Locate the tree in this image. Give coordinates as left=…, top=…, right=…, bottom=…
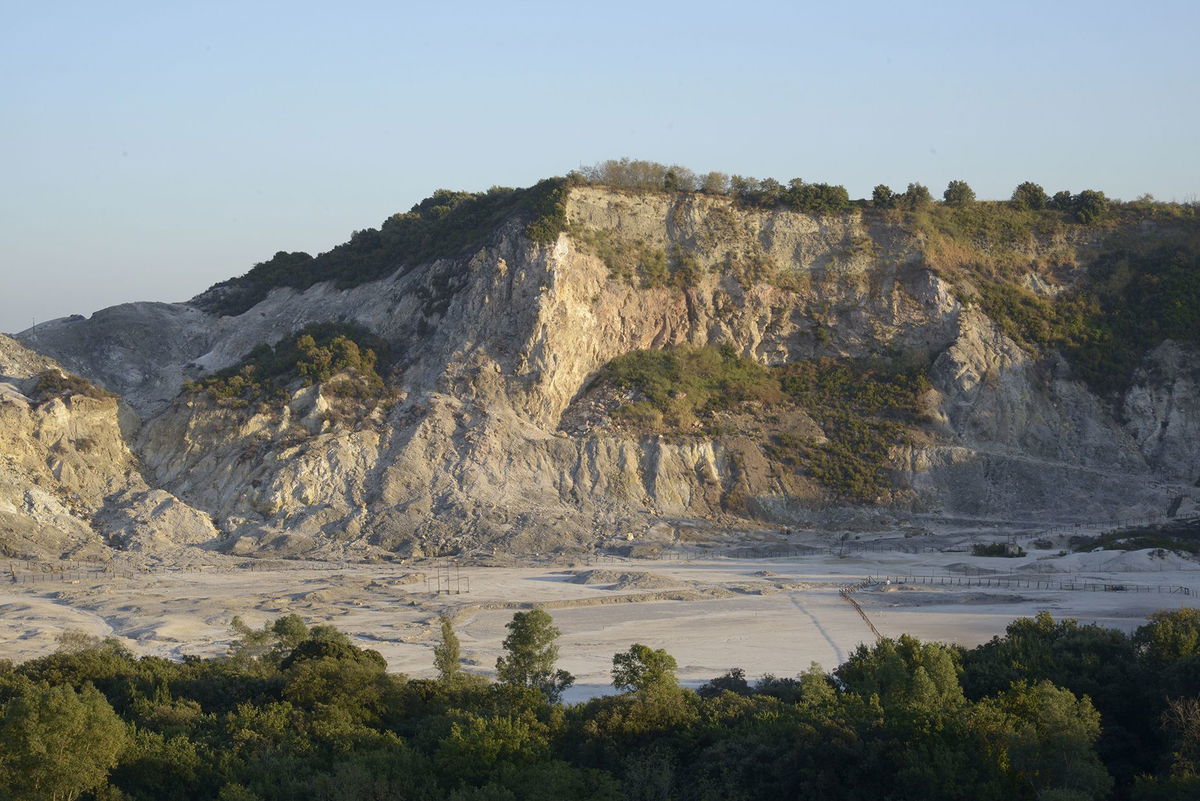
left=1049, top=190, right=1074, bottom=211
left=495, top=609, right=574, bottom=703
left=943, top=179, right=976, bottom=206
left=1134, top=608, right=1200, bottom=701
left=0, top=683, right=128, bottom=801
left=789, top=182, right=851, bottom=214
left=697, top=667, right=750, bottom=698
left=1134, top=608, right=1200, bottom=664
left=1152, top=698, right=1200, bottom=793
left=433, top=615, right=462, bottom=683
left=700, top=171, right=729, bottom=195
left=279, top=624, right=380, bottom=670
left=728, top=175, right=757, bottom=201
left=971, top=680, right=1112, bottom=800
left=902, top=182, right=932, bottom=210
left=1010, top=181, right=1048, bottom=210
left=227, top=614, right=310, bottom=669
left=757, top=178, right=785, bottom=206
left=611, top=644, right=678, bottom=694
left=872, top=184, right=897, bottom=208
left=835, top=634, right=964, bottom=719
left=1073, top=190, right=1109, bottom=224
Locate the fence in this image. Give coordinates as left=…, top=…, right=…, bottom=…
left=840, top=579, right=883, bottom=641
left=880, top=573, right=1191, bottom=596
left=425, top=564, right=470, bottom=594
left=6, top=558, right=352, bottom=586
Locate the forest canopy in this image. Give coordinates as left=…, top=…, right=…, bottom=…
left=0, top=608, right=1196, bottom=800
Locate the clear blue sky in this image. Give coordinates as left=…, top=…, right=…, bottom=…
left=3, top=0, right=1197, bottom=333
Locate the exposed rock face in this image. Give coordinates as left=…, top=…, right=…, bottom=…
left=0, top=335, right=217, bottom=558
left=1124, top=341, right=1200, bottom=483
left=9, top=188, right=1199, bottom=558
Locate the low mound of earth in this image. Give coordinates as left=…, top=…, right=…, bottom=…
left=871, top=586, right=1040, bottom=606
left=570, top=569, right=683, bottom=590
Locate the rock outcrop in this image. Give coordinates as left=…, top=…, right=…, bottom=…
left=0, top=335, right=218, bottom=558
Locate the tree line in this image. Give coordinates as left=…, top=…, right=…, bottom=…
left=0, top=606, right=1197, bottom=800
left=576, top=158, right=1184, bottom=224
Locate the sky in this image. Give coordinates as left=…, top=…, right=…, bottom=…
left=2, top=0, right=1197, bottom=334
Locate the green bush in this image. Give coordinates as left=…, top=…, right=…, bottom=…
left=1070, top=519, right=1200, bottom=555
left=1072, top=189, right=1109, bottom=224
left=971, top=542, right=1025, bottom=557
left=902, top=182, right=933, bottom=210
left=1010, top=181, right=1048, bottom=210
left=872, top=184, right=897, bottom=209
left=184, top=323, right=388, bottom=407
left=569, top=227, right=685, bottom=289
left=774, top=358, right=930, bottom=502
left=28, top=370, right=115, bottom=405
left=942, top=180, right=976, bottom=207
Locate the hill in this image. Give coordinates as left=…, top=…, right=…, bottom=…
left=6, top=168, right=1199, bottom=558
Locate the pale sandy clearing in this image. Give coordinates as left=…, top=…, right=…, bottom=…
left=1, top=547, right=1195, bottom=700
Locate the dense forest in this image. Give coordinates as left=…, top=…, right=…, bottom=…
left=0, top=608, right=1196, bottom=801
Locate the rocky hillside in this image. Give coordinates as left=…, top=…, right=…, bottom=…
left=8, top=179, right=1199, bottom=559
left=0, top=335, right=217, bottom=558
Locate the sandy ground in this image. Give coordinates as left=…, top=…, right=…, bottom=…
left=1, top=545, right=1196, bottom=700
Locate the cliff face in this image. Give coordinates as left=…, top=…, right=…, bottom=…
left=0, top=335, right=217, bottom=558
left=10, top=187, right=1200, bottom=557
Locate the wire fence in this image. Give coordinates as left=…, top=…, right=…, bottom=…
left=878, top=573, right=1191, bottom=595
left=5, top=558, right=353, bottom=585
left=723, top=542, right=940, bottom=560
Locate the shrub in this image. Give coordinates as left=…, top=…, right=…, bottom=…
left=1073, top=189, right=1109, bottom=224
left=942, top=180, right=976, bottom=207
left=872, top=184, right=897, bottom=209
left=787, top=180, right=851, bottom=214
left=28, top=371, right=114, bottom=405
left=185, top=323, right=387, bottom=407
left=968, top=223, right=1200, bottom=395
left=775, top=358, right=930, bottom=502
left=902, top=183, right=933, bottom=210
left=1049, top=190, right=1074, bottom=211
left=1010, top=181, right=1048, bottom=210
left=972, top=542, right=1025, bottom=557
left=700, top=171, right=729, bottom=194
left=600, top=346, right=783, bottom=428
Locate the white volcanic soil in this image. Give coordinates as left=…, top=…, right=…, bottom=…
left=0, top=543, right=1195, bottom=701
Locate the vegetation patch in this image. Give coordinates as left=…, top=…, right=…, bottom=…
left=196, top=178, right=571, bottom=317
left=596, top=346, right=930, bottom=502
left=905, top=202, right=1074, bottom=279
left=602, top=345, right=783, bottom=430
left=2, top=607, right=1198, bottom=800
left=27, top=370, right=115, bottom=405
left=966, top=224, right=1200, bottom=394
left=972, top=542, right=1026, bottom=557
left=183, top=323, right=388, bottom=408
left=577, top=158, right=852, bottom=214
left=570, top=226, right=669, bottom=288
left=773, top=358, right=931, bottom=502
left=1070, top=518, right=1200, bottom=555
